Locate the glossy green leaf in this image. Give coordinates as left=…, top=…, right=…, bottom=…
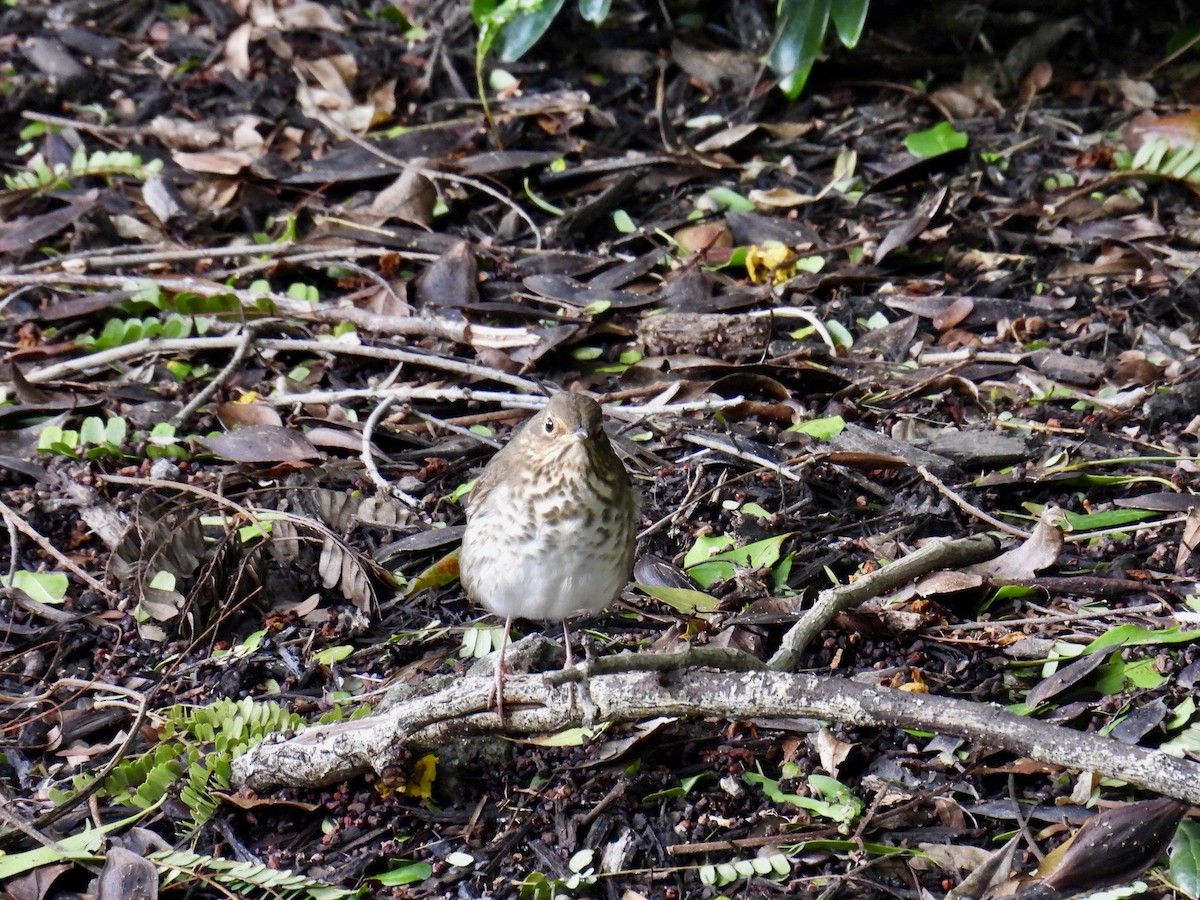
left=1170, top=821, right=1200, bottom=896
left=578, top=0, right=611, bottom=24
left=375, top=861, right=434, bottom=885
left=1057, top=507, right=1158, bottom=532
left=905, top=121, right=969, bottom=158
left=706, top=186, right=757, bottom=211
left=684, top=533, right=793, bottom=588
left=1095, top=655, right=1168, bottom=694
left=2, top=570, right=69, bottom=605
left=770, top=0, right=830, bottom=99
left=312, top=645, right=354, bottom=666
left=496, top=0, right=567, bottom=62
left=829, top=0, right=868, bottom=47
left=788, top=414, right=846, bottom=439
left=638, top=583, right=721, bottom=614
left=1084, top=624, right=1200, bottom=655
left=683, top=534, right=734, bottom=569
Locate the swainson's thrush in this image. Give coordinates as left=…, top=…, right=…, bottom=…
left=459, top=392, right=638, bottom=721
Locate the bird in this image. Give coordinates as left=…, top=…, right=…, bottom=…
left=459, top=392, right=638, bottom=722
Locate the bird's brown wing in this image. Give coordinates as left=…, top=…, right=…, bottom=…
left=464, top=438, right=518, bottom=521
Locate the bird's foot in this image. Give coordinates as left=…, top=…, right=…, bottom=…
left=488, top=658, right=509, bottom=726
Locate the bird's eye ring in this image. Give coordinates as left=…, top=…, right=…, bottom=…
left=543, top=417, right=555, bottom=434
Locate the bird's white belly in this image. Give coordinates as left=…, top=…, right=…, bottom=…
left=461, top=481, right=626, bottom=621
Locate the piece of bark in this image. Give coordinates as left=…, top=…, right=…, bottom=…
left=1030, top=349, right=1105, bottom=386
left=637, top=312, right=770, bottom=357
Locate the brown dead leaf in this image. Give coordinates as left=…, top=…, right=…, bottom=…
left=1176, top=505, right=1200, bottom=573
left=931, top=296, right=974, bottom=332
left=172, top=149, right=254, bottom=175
left=215, top=402, right=283, bottom=429
left=814, top=728, right=855, bottom=778
left=1124, top=109, right=1200, bottom=152
left=215, top=790, right=319, bottom=812
left=966, top=507, right=1064, bottom=580
left=674, top=222, right=732, bottom=253
left=1025, top=652, right=1106, bottom=710
left=203, top=425, right=321, bottom=463
left=360, top=167, right=436, bottom=227
left=1039, top=797, right=1189, bottom=892
left=96, top=846, right=157, bottom=900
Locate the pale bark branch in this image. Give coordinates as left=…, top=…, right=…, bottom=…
left=232, top=668, right=1200, bottom=805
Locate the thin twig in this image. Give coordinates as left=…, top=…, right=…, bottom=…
left=23, top=334, right=541, bottom=393
left=171, top=326, right=256, bottom=427
left=314, top=113, right=544, bottom=250
left=361, top=395, right=423, bottom=509
left=768, top=534, right=1000, bottom=671
left=929, top=603, right=1167, bottom=631
left=0, top=499, right=121, bottom=602
left=409, top=408, right=504, bottom=449
left=679, top=431, right=805, bottom=482
left=918, top=465, right=1031, bottom=538
left=0, top=271, right=534, bottom=349
left=16, top=240, right=294, bottom=272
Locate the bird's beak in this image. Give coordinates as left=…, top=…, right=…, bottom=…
left=571, top=426, right=588, bottom=441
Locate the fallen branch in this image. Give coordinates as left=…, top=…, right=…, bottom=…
left=768, top=534, right=999, bottom=671
left=231, top=668, right=1200, bottom=805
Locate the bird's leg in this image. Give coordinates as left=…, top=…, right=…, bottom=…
left=488, top=617, right=513, bottom=725
left=562, top=621, right=578, bottom=715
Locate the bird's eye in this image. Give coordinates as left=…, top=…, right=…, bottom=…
left=543, top=416, right=555, bottom=434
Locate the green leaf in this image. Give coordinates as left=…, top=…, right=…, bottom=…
left=148, top=570, right=177, bottom=591
left=788, top=414, right=845, bottom=439
left=1055, top=507, right=1157, bottom=532
left=1170, top=820, right=1200, bottom=896
left=706, top=186, right=756, bottom=212
left=496, top=0, right=567, bottom=62
left=1095, top=654, right=1168, bottom=694
left=824, top=318, right=853, bottom=348
left=612, top=209, right=636, bottom=233
left=2, top=571, right=69, bottom=605
left=829, top=0, right=868, bottom=47
left=770, top=0, right=831, bottom=99
left=578, top=0, right=611, bottom=24
left=685, top=533, right=794, bottom=588
left=313, top=645, right=354, bottom=666
left=1084, top=624, right=1200, bottom=655
left=376, top=861, right=434, bottom=885
left=744, top=767, right=862, bottom=825
left=638, top=583, right=721, bottom=614
left=286, top=282, right=319, bottom=302
left=644, top=771, right=714, bottom=800
left=104, top=416, right=128, bottom=446
left=79, top=416, right=107, bottom=446
left=450, top=477, right=478, bottom=503
left=0, top=813, right=143, bottom=880
left=682, top=534, right=735, bottom=569
left=905, top=121, right=969, bottom=158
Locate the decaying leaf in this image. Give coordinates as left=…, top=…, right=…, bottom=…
left=966, top=507, right=1065, bottom=580
left=1039, top=797, right=1189, bottom=891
